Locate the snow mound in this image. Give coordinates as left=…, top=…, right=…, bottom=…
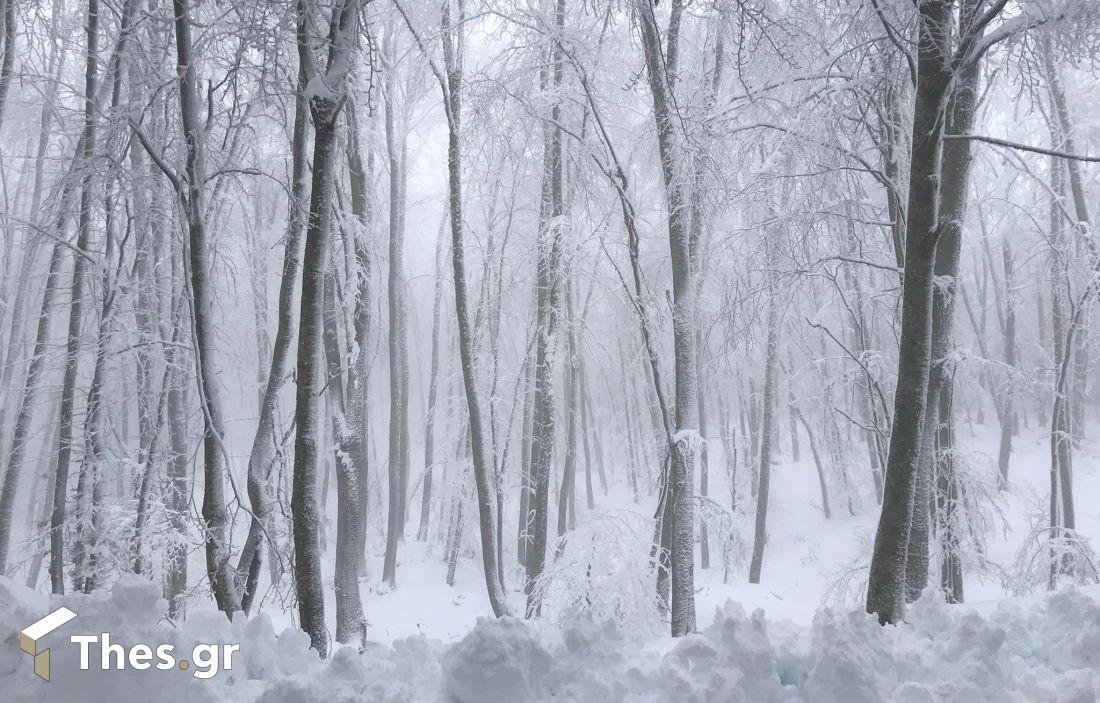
left=2, top=576, right=1098, bottom=701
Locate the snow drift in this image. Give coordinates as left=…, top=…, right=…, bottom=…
left=2, top=575, right=1098, bottom=702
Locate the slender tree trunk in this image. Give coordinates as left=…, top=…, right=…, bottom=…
left=749, top=288, right=780, bottom=583
left=23, top=403, right=59, bottom=589
left=0, top=233, right=63, bottom=576
left=0, top=0, right=15, bottom=131
left=383, top=36, right=410, bottom=586
left=1042, top=38, right=1093, bottom=445
left=237, top=60, right=309, bottom=613
left=290, top=0, right=359, bottom=656
left=634, top=0, right=697, bottom=637
left=171, top=0, right=241, bottom=617
left=0, top=1, right=63, bottom=466
left=419, top=218, right=448, bottom=541
left=698, top=357, right=710, bottom=569
left=438, top=0, right=511, bottom=618
left=164, top=275, right=190, bottom=619
left=581, top=359, right=608, bottom=496
left=517, top=327, right=535, bottom=566
left=795, top=407, right=832, bottom=519
left=524, top=0, right=565, bottom=617
left=43, top=0, right=102, bottom=592
left=997, top=238, right=1017, bottom=486
left=557, top=279, right=579, bottom=539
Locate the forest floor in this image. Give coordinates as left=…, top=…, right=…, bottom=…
left=350, top=419, right=1100, bottom=644
left=2, top=421, right=1098, bottom=701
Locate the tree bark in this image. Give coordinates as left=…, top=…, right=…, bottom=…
left=171, top=0, right=241, bottom=617
left=438, top=0, right=511, bottom=618
left=906, top=0, right=982, bottom=604
left=290, top=0, right=360, bottom=657
left=524, top=0, right=566, bottom=617
left=383, top=33, right=410, bottom=586
left=634, top=0, right=698, bottom=636
left=237, top=54, right=309, bottom=614
left=866, top=0, right=954, bottom=626
left=749, top=288, right=780, bottom=583
left=418, top=217, right=448, bottom=541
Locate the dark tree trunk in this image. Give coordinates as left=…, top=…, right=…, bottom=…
left=438, top=0, right=511, bottom=618
left=907, top=1, right=982, bottom=604
left=237, top=57, right=309, bottom=613
left=866, top=0, right=954, bottom=626
left=635, top=0, right=698, bottom=637
left=290, top=0, right=359, bottom=656
left=749, top=289, right=780, bottom=584
left=525, top=0, right=566, bottom=617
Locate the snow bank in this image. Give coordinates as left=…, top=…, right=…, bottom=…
left=2, top=576, right=1098, bottom=701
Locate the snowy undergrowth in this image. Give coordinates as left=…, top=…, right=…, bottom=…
left=3, top=574, right=1098, bottom=702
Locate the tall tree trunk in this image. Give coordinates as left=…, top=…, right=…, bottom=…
left=171, top=0, right=241, bottom=617
left=524, top=0, right=565, bottom=617
left=43, top=0, right=102, bottom=592
left=0, top=0, right=64, bottom=465
left=237, top=59, right=309, bottom=614
left=0, top=0, right=15, bottom=131
left=517, top=325, right=536, bottom=566
left=429, top=0, right=512, bottom=617
left=906, top=0, right=982, bottom=604
left=418, top=217, right=448, bottom=541
left=557, top=278, right=579, bottom=539
left=698, top=354, right=710, bottom=570
left=749, top=288, right=780, bottom=584
left=321, top=266, right=366, bottom=647
left=997, top=238, right=1017, bottom=486
left=1042, top=38, right=1093, bottom=444
left=164, top=260, right=190, bottom=619
left=383, top=34, right=410, bottom=586
left=634, top=0, right=697, bottom=636
left=0, top=239, right=64, bottom=576
left=345, top=97, right=373, bottom=576
left=866, top=0, right=954, bottom=626
left=290, top=0, right=359, bottom=657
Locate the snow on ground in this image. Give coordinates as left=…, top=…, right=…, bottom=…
left=2, top=573, right=1099, bottom=702
left=2, top=422, right=1098, bottom=701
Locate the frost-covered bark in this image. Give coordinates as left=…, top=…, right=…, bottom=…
left=321, top=266, right=366, bottom=647
left=557, top=278, right=579, bottom=538
left=525, top=0, right=566, bottom=617
left=345, top=98, right=373, bottom=576
left=382, top=35, right=410, bottom=586
left=44, top=0, right=101, bottom=593
left=432, top=0, right=511, bottom=618
left=907, top=1, right=983, bottom=604
left=237, top=57, right=309, bottom=614
left=170, top=0, right=241, bottom=617
left=290, top=0, right=361, bottom=657
left=419, top=216, right=448, bottom=542
left=749, top=286, right=780, bottom=584
left=164, top=264, right=190, bottom=619
left=0, top=0, right=15, bottom=131
left=0, top=239, right=64, bottom=577
left=866, top=0, right=954, bottom=626
left=794, top=407, right=831, bottom=520
left=634, top=0, right=697, bottom=636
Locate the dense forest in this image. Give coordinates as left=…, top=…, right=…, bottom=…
left=0, top=0, right=1099, bottom=686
